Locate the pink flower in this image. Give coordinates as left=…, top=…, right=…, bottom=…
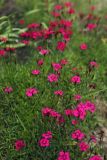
left=31, top=70, right=40, bottom=75
left=0, top=50, right=6, bottom=56
left=56, top=41, right=66, bottom=52
left=42, top=131, right=52, bottom=139
left=71, top=129, right=85, bottom=140
left=19, top=19, right=25, bottom=25
left=22, top=40, right=30, bottom=45
left=65, top=109, right=72, bottom=116
left=4, top=87, right=13, bottom=93
left=71, top=120, right=78, bottom=125
left=52, top=63, right=62, bottom=72
left=40, top=49, right=49, bottom=55
left=87, top=23, right=97, bottom=31
left=36, top=46, right=43, bottom=51
left=89, top=155, right=103, bottom=160
left=74, top=94, right=82, bottom=101
left=27, top=23, right=40, bottom=29
left=54, top=90, right=63, bottom=96
left=42, top=107, right=52, bottom=116
left=80, top=43, right=87, bottom=50
left=54, top=5, right=62, bottom=10
left=64, top=2, right=73, bottom=8
left=90, top=5, right=96, bottom=11
left=70, top=75, right=81, bottom=84
left=57, top=116, right=65, bottom=124
left=37, top=59, right=44, bottom=66
left=60, top=20, right=72, bottom=28
left=85, top=101, right=96, bottom=113
left=79, top=141, right=89, bottom=152
left=48, top=74, right=58, bottom=82
left=26, top=88, right=38, bottom=97
left=41, top=107, right=61, bottom=119
left=68, top=8, right=75, bottom=14
left=60, top=59, right=68, bottom=65
left=57, top=151, right=70, bottom=160
left=39, top=138, right=50, bottom=147
left=51, top=11, right=61, bottom=18
left=50, top=110, right=61, bottom=118
left=15, top=140, right=26, bottom=151
left=72, top=109, right=79, bottom=117
left=90, top=135, right=97, bottom=143
left=89, top=61, right=98, bottom=68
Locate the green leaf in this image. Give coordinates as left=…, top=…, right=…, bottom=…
left=25, top=9, right=40, bottom=16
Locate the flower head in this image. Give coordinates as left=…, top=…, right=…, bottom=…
left=79, top=141, right=89, bottom=152
left=87, top=23, right=97, bottom=31
left=48, top=74, right=58, bottom=82
left=71, top=129, right=85, bottom=140
left=52, top=63, right=62, bottom=72
left=0, top=50, right=6, bottom=56
left=54, top=90, right=63, bottom=96
left=56, top=41, right=66, bottom=52
left=40, top=49, right=49, bottom=55
left=39, top=138, right=50, bottom=147
left=26, top=88, right=38, bottom=97
left=70, top=75, right=81, bottom=84
left=74, top=94, right=82, bottom=101
left=31, top=70, right=40, bottom=75
left=57, top=151, right=70, bottom=160
left=80, top=43, right=87, bottom=50
left=15, top=140, right=26, bottom=151
left=42, top=131, right=52, bottom=139
left=89, top=155, right=103, bottom=160
left=4, top=87, right=13, bottom=93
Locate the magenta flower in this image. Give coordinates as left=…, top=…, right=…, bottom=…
left=56, top=41, right=66, bottom=52
left=48, top=74, right=58, bottom=82
left=60, top=59, right=68, bottom=65
left=0, top=49, right=6, bottom=56
left=15, top=140, right=26, bottom=151
left=74, top=94, right=82, bottom=101
left=41, top=107, right=61, bottom=119
left=89, top=155, right=103, bottom=160
left=90, top=135, right=97, bottom=143
left=26, top=88, right=38, bottom=97
left=80, top=43, right=87, bottom=50
left=52, top=63, right=62, bottom=72
left=72, top=109, right=79, bottom=118
left=65, top=109, right=73, bottom=116
left=57, top=151, right=71, bottom=160
left=37, top=59, right=44, bottom=66
left=40, top=49, right=49, bottom=55
left=68, top=8, right=75, bottom=14
left=70, top=75, right=81, bottom=84
left=71, top=129, right=85, bottom=140
left=42, top=107, right=52, bottom=116
left=71, top=120, right=78, bottom=125
left=64, top=2, right=73, bottom=8
left=50, top=110, right=61, bottom=118
left=54, top=4, right=62, bottom=10
left=42, top=131, right=52, bottom=139
left=39, top=138, right=50, bottom=147
left=79, top=141, right=89, bottom=152
left=31, top=70, right=40, bottom=75
left=54, top=90, right=63, bottom=96
left=89, top=61, right=98, bottom=68
left=87, top=23, right=97, bottom=31
left=60, top=20, right=72, bottom=28
left=4, top=87, right=13, bottom=93
left=85, top=101, right=96, bottom=113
